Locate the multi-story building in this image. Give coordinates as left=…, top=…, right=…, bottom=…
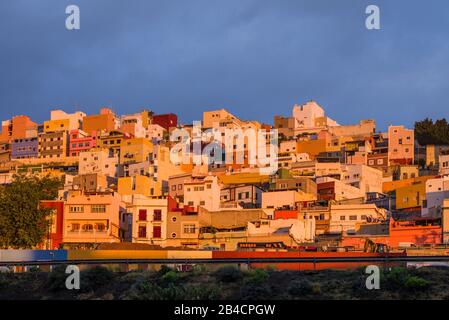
left=388, top=125, right=414, bottom=165
left=38, top=131, right=68, bottom=159
left=292, top=100, right=338, bottom=134
left=126, top=194, right=167, bottom=245
left=152, top=113, right=177, bottom=131
left=439, top=153, right=449, bottom=176
left=422, top=176, right=449, bottom=217
left=329, top=203, right=386, bottom=234
left=168, top=172, right=192, bottom=204
left=183, top=176, right=221, bottom=211
left=0, top=115, right=37, bottom=143
left=68, top=129, right=96, bottom=157
left=120, top=112, right=147, bottom=138
left=11, top=137, right=39, bottom=159
left=82, top=107, right=118, bottom=136
left=203, top=109, right=240, bottom=129
left=98, top=130, right=130, bottom=158
left=50, top=109, right=85, bottom=131
left=63, top=190, right=129, bottom=245
left=118, top=175, right=162, bottom=197
left=72, top=173, right=110, bottom=193
left=316, top=177, right=365, bottom=201
left=120, top=138, right=153, bottom=164
left=78, top=149, right=119, bottom=177
left=220, top=184, right=263, bottom=208
left=39, top=200, right=65, bottom=249
left=43, top=119, right=71, bottom=133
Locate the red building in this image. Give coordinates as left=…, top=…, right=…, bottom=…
left=69, top=129, right=96, bottom=157
left=39, top=200, right=64, bottom=249
left=152, top=113, right=178, bottom=131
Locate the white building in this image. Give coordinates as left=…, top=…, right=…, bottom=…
left=125, top=194, right=168, bottom=245
left=78, top=149, right=119, bottom=178
left=423, top=176, right=449, bottom=217
left=50, top=109, right=86, bottom=131
left=329, top=203, right=386, bottom=234
left=439, top=154, right=449, bottom=176
left=183, top=176, right=221, bottom=211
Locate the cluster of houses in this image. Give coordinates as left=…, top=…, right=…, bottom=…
left=1, top=100, right=449, bottom=250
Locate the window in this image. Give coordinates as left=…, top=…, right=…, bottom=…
left=183, top=224, right=196, bottom=234
left=138, top=226, right=147, bottom=238
left=153, top=226, right=161, bottom=238
left=153, top=209, right=162, bottom=221
left=95, top=223, right=106, bottom=232
left=206, top=184, right=211, bottom=189
left=171, top=216, right=177, bottom=222
left=171, top=185, right=176, bottom=191
left=178, top=184, right=182, bottom=190
left=199, top=201, right=205, bottom=206
left=91, top=204, right=106, bottom=213
left=340, top=216, right=346, bottom=221
left=188, top=201, right=194, bottom=206
left=171, top=233, right=177, bottom=238
left=349, top=215, right=357, bottom=221
left=82, top=224, right=93, bottom=232
left=71, top=223, right=80, bottom=231
left=69, top=206, right=84, bottom=213
left=138, top=209, right=147, bottom=221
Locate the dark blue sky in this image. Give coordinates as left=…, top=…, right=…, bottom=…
left=1, top=0, right=448, bottom=131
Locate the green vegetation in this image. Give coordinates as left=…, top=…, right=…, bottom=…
left=0, top=265, right=448, bottom=300
left=0, top=174, right=63, bottom=249
left=415, top=118, right=449, bottom=145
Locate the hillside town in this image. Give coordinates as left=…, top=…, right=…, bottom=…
left=1, top=100, right=448, bottom=253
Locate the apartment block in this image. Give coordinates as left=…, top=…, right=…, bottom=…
left=69, top=129, right=96, bottom=157
left=38, top=131, right=68, bottom=159
left=63, top=190, right=128, bottom=245
left=388, top=125, right=414, bottom=165
left=82, top=107, right=118, bottom=136
left=127, top=195, right=167, bottom=245
left=78, top=149, right=119, bottom=177
left=50, top=109, right=85, bottom=131
left=11, top=137, right=38, bottom=159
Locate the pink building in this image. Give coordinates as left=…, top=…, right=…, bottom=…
left=388, top=125, right=414, bottom=165
left=69, top=129, right=96, bottom=157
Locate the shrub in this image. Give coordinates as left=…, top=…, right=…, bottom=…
left=404, top=276, right=429, bottom=291
left=214, top=266, right=243, bottom=283
left=81, top=266, right=114, bottom=292
left=160, top=270, right=181, bottom=285
left=239, top=282, right=272, bottom=300
left=288, top=279, right=312, bottom=296
left=157, top=265, right=173, bottom=276
left=387, top=267, right=409, bottom=288
left=46, top=265, right=70, bottom=291
left=245, top=269, right=269, bottom=285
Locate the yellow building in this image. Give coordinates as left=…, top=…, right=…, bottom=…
left=120, top=138, right=153, bottom=164
left=395, top=182, right=426, bottom=210
left=43, top=119, right=70, bottom=133
left=383, top=176, right=433, bottom=193
left=118, top=175, right=162, bottom=197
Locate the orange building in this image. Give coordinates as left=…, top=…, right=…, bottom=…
left=0, top=115, right=37, bottom=142
left=82, top=108, right=117, bottom=136
left=296, top=139, right=326, bottom=160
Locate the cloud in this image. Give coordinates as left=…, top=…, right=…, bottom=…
left=0, top=0, right=448, bottom=131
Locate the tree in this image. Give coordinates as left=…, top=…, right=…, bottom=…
left=0, top=174, right=63, bottom=249
left=415, top=118, right=449, bottom=146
